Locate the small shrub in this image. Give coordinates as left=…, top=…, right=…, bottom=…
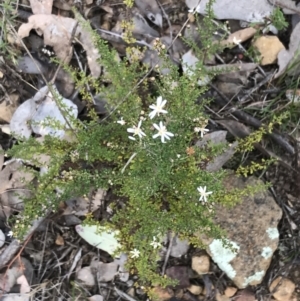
left=7, top=0, right=268, bottom=288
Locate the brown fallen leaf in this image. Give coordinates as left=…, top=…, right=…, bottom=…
left=90, top=259, right=119, bottom=282
left=215, top=120, right=252, bottom=139
left=18, top=15, right=75, bottom=63
left=0, top=190, right=30, bottom=220
left=18, top=15, right=101, bottom=78
left=0, top=162, right=34, bottom=194
left=196, top=131, right=238, bottom=172
left=215, top=81, right=243, bottom=99
left=135, top=0, right=163, bottom=27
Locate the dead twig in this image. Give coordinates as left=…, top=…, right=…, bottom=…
left=238, top=72, right=275, bottom=103
left=157, top=0, right=172, bottom=41
left=161, top=232, right=176, bottom=276
left=115, top=286, right=140, bottom=301
left=73, top=49, right=95, bottom=105
left=210, top=83, right=295, bottom=155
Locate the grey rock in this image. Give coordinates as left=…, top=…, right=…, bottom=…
left=199, top=173, right=282, bottom=288
left=170, top=235, right=189, bottom=258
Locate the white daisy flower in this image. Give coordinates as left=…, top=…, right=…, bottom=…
left=197, top=186, right=213, bottom=202
left=149, top=96, right=168, bottom=119
left=127, top=120, right=146, bottom=140
left=130, top=248, right=140, bottom=258
left=194, top=127, right=209, bottom=138
left=150, top=236, right=162, bottom=249
left=117, top=117, right=126, bottom=125
left=152, top=121, right=174, bottom=143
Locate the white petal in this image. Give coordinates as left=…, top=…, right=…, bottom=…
left=149, top=104, right=156, bottom=110
left=149, top=111, right=156, bottom=119
left=128, top=136, right=136, bottom=140
left=137, top=120, right=142, bottom=128
left=138, top=131, right=146, bottom=138
left=166, top=131, right=174, bottom=137
left=153, top=133, right=160, bottom=139
left=198, top=186, right=205, bottom=193
left=127, top=128, right=135, bottom=133
left=156, top=96, right=163, bottom=105
left=160, top=99, right=167, bottom=107
left=153, top=123, right=160, bottom=131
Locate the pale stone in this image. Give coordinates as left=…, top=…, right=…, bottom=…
left=253, top=36, right=285, bottom=65
left=187, top=285, right=202, bottom=295
left=127, top=288, right=135, bottom=297
left=269, top=277, right=295, bottom=301
left=55, top=234, right=64, bottom=246
left=191, top=255, right=210, bottom=275
left=76, top=267, right=95, bottom=287
left=151, top=286, right=173, bottom=301
left=216, top=292, right=231, bottom=301
left=0, top=94, right=18, bottom=123
left=224, top=287, right=237, bottom=297
left=170, top=235, right=189, bottom=257
left=0, top=230, right=5, bottom=248
left=174, top=289, right=183, bottom=299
